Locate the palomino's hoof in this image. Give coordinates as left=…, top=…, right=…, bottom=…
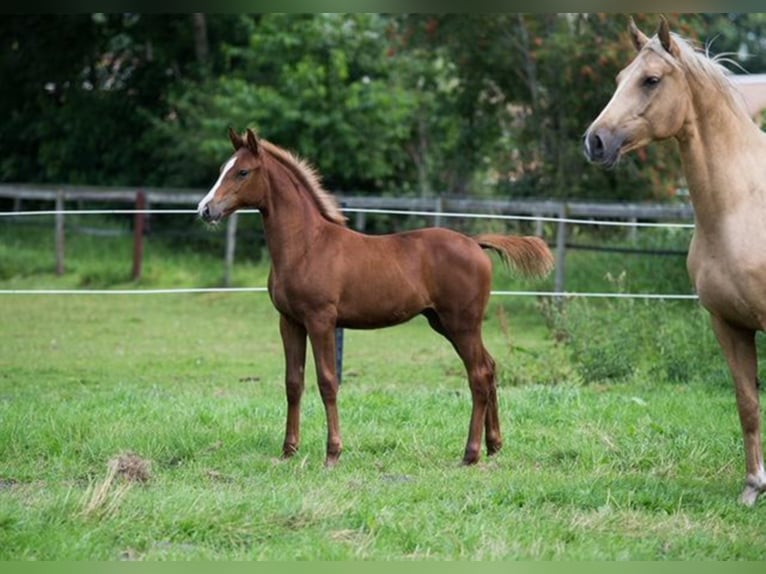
left=740, top=482, right=765, bottom=507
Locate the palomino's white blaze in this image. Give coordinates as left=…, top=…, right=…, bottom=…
left=584, top=77, right=629, bottom=157
left=583, top=59, right=647, bottom=158
left=197, top=156, right=237, bottom=217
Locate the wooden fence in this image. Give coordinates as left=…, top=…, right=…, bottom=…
left=0, top=183, right=695, bottom=293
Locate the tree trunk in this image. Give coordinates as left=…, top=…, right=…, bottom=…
left=191, top=13, right=209, bottom=65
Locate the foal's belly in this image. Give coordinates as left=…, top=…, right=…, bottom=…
left=269, top=264, right=430, bottom=330
left=335, top=274, right=430, bottom=329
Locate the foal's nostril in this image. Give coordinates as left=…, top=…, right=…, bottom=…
left=200, top=204, right=211, bottom=222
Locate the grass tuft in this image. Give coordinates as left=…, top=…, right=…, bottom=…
left=81, top=452, right=152, bottom=519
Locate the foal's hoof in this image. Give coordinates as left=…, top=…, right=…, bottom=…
left=324, top=455, right=340, bottom=468
left=461, top=450, right=481, bottom=465
left=281, top=444, right=299, bottom=459
left=324, top=441, right=342, bottom=468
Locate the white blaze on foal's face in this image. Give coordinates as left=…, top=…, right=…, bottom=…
left=197, top=155, right=238, bottom=220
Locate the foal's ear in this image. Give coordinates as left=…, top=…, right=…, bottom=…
left=228, top=127, right=244, bottom=150
left=629, top=17, right=649, bottom=52
left=245, top=128, right=260, bottom=156
left=657, top=15, right=679, bottom=57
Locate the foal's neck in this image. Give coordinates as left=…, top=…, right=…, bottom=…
left=260, top=158, right=328, bottom=268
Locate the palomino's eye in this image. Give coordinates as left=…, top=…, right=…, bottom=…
left=237, top=169, right=249, bottom=178
left=643, top=75, right=661, bottom=88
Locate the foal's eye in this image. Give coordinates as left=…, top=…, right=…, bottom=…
left=237, top=169, right=249, bottom=178
left=643, top=75, right=661, bottom=88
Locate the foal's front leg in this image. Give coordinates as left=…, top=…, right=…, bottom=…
left=306, top=316, right=343, bottom=467
left=280, top=314, right=307, bottom=459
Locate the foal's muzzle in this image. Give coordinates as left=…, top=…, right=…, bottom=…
left=198, top=202, right=222, bottom=224
left=199, top=204, right=212, bottom=223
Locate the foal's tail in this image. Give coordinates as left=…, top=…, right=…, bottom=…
left=474, top=234, right=554, bottom=278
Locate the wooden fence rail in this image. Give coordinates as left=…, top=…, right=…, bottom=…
left=0, top=184, right=696, bottom=292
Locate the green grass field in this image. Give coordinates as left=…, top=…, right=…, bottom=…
left=1, top=219, right=765, bottom=560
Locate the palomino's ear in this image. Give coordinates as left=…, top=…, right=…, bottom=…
left=228, top=127, right=244, bottom=150
left=629, top=17, right=649, bottom=52
left=245, top=128, right=260, bottom=156
left=657, top=15, right=679, bottom=57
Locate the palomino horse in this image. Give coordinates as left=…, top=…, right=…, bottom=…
left=584, top=17, right=766, bottom=505
left=198, top=128, right=554, bottom=467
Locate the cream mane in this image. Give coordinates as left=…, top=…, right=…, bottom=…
left=646, top=32, right=752, bottom=122
left=259, top=139, right=347, bottom=226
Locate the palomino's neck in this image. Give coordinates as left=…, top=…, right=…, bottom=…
left=677, top=87, right=761, bottom=230
left=260, top=158, right=328, bottom=268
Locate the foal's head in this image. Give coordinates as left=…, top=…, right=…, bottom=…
left=198, top=128, right=267, bottom=223
left=583, top=17, right=693, bottom=168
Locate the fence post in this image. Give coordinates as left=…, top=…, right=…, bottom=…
left=354, top=210, right=366, bottom=231
left=132, top=190, right=146, bottom=281
left=434, top=196, right=443, bottom=227
left=224, top=212, right=238, bottom=287
left=55, top=190, right=65, bottom=276
left=554, top=203, right=567, bottom=303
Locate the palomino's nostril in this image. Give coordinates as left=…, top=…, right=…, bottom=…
left=584, top=131, right=605, bottom=161
left=592, top=133, right=604, bottom=152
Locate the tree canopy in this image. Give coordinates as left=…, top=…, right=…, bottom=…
left=1, top=13, right=764, bottom=201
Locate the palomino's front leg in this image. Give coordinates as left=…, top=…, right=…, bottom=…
left=710, top=315, right=766, bottom=506
left=279, top=314, right=307, bottom=459
left=306, top=317, right=342, bottom=467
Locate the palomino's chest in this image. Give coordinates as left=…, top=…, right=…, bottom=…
left=688, top=229, right=766, bottom=329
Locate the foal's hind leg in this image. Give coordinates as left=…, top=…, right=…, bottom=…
left=457, top=335, right=502, bottom=464
left=483, top=352, right=502, bottom=456
left=427, top=311, right=501, bottom=464
left=279, top=314, right=307, bottom=459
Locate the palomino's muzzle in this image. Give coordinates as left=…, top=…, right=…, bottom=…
left=583, top=127, right=623, bottom=169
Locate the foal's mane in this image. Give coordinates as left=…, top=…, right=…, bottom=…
left=645, top=32, right=751, bottom=121
left=259, top=139, right=347, bottom=226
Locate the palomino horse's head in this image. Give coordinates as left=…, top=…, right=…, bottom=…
left=583, top=17, right=691, bottom=168
left=198, top=128, right=267, bottom=223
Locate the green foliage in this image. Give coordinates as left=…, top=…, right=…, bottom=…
left=557, top=297, right=744, bottom=387
left=0, top=14, right=213, bottom=186
left=155, top=14, right=448, bottom=194
left=564, top=299, right=639, bottom=382
left=4, top=13, right=766, bottom=200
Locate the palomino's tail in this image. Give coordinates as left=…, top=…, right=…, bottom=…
left=474, top=234, right=554, bottom=277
